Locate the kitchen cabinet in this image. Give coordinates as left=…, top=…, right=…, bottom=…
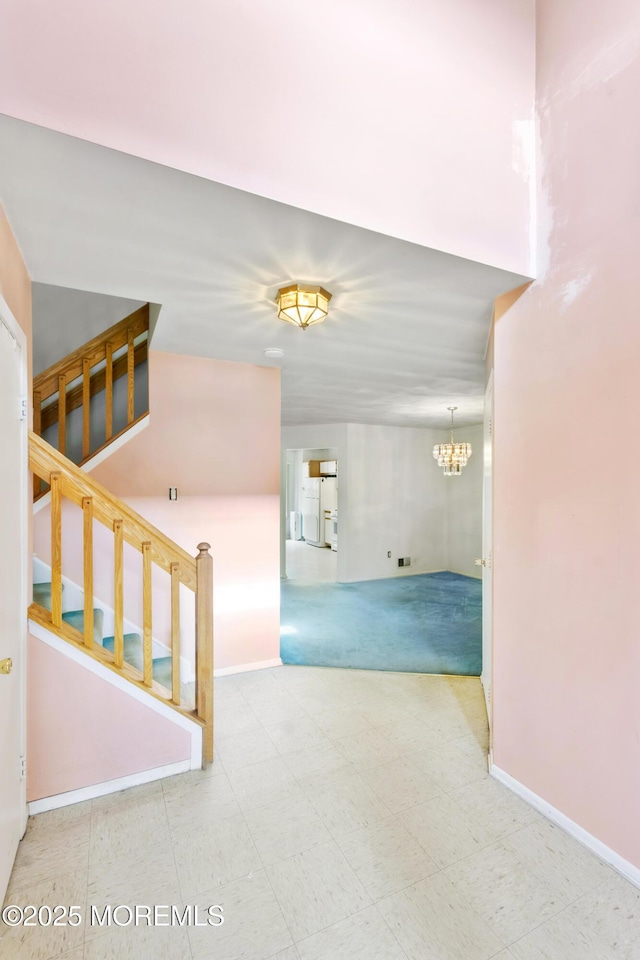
left=307, top=459, right=338, bottom=477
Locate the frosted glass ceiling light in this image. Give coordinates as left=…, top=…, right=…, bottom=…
left=276, top=284, right=332, bottom=330
left=433, top=406, right=472, bottom=476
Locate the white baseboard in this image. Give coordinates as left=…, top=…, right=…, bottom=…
left=214, top=657, right=282, bottom=677
left=28, top=759, right=190, bottom=815
left=447, top=567, right=482, bottom=580
left=338, top=568, right=447, bottom=585
left=491, top=764, right=640, bottom=889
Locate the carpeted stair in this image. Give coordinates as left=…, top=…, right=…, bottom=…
left=102, top=634, right=172, bottom=687
left=33, top=579, right=172, bottom=688
left=61, top=608, right=105, bottom=646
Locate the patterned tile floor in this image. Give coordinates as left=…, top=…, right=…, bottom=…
left=2, top=666, right=638, bottom=959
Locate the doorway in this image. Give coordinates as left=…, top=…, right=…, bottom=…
left=284, top=448, right=338, bottom=584
left=481, top=370, right=494, bottom=728
left=280, top=426, right=484, bottom=675
left=0, top=297, right=28, bottom=902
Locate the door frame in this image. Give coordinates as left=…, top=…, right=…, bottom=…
left=481, top=369, right=494, bottom=742
left=0, top=291, right=29, bottom=839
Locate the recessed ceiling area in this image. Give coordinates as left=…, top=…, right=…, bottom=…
left=0, top=115, right=529, bottom=427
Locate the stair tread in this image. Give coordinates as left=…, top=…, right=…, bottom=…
left=62, top=608, right=104, bottom=646
left=33, top=581, right=59, bottom=611
left=32, top=558, right=178, bottom=694
left=62, top=608, right=104, bottom=620
left=151, top=657, right=173, bottom=688
left=102, top=635, right=173, bottom=686
left=102, top=633, right=143, bottom=669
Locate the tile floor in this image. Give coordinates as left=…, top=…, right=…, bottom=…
left=2, top=665, right=638, bottom=960
left=285, top=540, right=337, bottom=583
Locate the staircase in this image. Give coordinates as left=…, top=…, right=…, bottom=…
left=33, top=304, right=150, bottom=499
left=29, top=309, right=214, bottom=766
left=33, top=581, right=180, bottom=694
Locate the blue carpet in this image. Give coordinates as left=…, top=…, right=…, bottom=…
left=280, top=571, right=482, bottom=676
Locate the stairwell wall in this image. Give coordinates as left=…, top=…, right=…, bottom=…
left=88, top=350, right=281, bottom=672
left=28, top=347, right=279, bottom=801
left=32, top=283, right=144, bottom=375
left=26, top=634, right=192, bottom=802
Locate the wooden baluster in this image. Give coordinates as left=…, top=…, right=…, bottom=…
left=113, top=519, right=124, bottom=668
left=50, top=472, right=62, bottom=628
left=82, top=497, right=93, bottom=648
left=105, top=342, right=114, bottom=442
left=142, top=541, right=152, bottom=686
left=58, top=374, right=67, bottom=457
left=170, top=563, right=181, bottom=703
left=127, top=328, right=135, bottom=424
left=82, top=358, right=91, bottom=460
left=33, top=391, right=42, bottom=498
left=195, top=542, right=214, bottom=764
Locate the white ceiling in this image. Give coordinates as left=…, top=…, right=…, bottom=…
left=0, top=115, right=528, bottom=427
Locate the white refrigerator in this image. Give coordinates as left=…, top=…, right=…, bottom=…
left=302, top=477, right=337, bottom=546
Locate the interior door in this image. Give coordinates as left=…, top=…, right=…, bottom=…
left=0, top=309, right=27, bottom=902
left=481, top=370, right=494, bottom=730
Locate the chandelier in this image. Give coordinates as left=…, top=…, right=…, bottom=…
left=276, top=284, right=332, bottom=330
left=433, top=406, right=472, bottom=476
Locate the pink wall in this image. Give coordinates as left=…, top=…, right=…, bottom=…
left=34, top=496, right=280, bottom=671
left=91, top=351, right=281, bottom=669
left=492, top=0, right=640, bottom=868
left=27, top=635, right=191, bottom=801
left=94, top=351, right=280, bottom=496
left=0, top=205, right=31, bottom=348
left=0, top=0, right=535, bottom=274
left=126, top=498, right=280, bottom=671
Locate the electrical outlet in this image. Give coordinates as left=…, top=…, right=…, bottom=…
left=169, top=487, right=178, bottom=501
left=398, top=557, right=411, bottom=567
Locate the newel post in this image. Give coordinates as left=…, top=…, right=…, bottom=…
left=195, top=542, right=214, bottom=765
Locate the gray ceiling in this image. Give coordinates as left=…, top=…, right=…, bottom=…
left=0, top=115, right=529, bottom=426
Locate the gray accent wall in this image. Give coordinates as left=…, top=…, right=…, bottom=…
left=33, top=282, right=145, bottom=376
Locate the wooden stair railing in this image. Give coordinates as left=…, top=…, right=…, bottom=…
left=33, top=304, right=150, bottom=499
left=28, top=431, right=214, bottom=766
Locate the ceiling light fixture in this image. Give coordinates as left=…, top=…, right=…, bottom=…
left=433, top=406, right=472, bottom=476
left=276, top=284, right=332, bottom=330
